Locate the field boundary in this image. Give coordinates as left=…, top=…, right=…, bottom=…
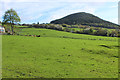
left=19, top=34, right=117, bottom=42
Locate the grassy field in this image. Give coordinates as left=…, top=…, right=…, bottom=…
left=16, top=28, right=118, bottom=41
left=2, top=28, right=118, bottom=78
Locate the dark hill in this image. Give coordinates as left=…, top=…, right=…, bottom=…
left=50, top=12, right=119, bottom=28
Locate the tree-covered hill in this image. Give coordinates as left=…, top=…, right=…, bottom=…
left=50, top=12, right=119, bottom=28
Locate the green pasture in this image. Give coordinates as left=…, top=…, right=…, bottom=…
left=2, top=28, right=118, bottom=78
left=15, top=28, right=117, bottom=41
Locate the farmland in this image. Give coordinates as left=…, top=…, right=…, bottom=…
left=2, top=27, right=118, bottom=78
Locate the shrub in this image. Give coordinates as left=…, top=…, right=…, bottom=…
left=71, top=29, right=76, bottom=33
left=63, top=27, right=70, bottom=32
left=94, top=28, right=107, bottom=36
left=82, top=28, right=93, bottom=34
left=109, top=30, right=118, bottom=37
left=62, top=24, right=68, bottom=27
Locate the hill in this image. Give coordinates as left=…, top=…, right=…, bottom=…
left=50, top=12, right=119, bottom=28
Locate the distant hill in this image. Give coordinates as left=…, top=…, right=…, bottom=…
left=50, top=12, right=119, bottom=28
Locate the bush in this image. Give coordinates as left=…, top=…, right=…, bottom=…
left=63, top=27, right=70, bottom=32
left=82, top=28, right=93, bottom=34
left=62, top=24, right=68, bottom=27
left=94, top=28, right=107, bottom=36
left=109, top=30, right=118, bottom=37
left=71, top=29, right=76, bottom=33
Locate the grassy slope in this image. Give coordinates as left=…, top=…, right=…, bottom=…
left=2, top=28, right=118, bottom=78
left=16, top=28, right=117, bottom=40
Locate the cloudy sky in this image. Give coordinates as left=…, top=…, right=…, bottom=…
left=0, top=0, right=119, bottom=24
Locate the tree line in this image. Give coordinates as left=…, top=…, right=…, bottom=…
left=22, top=23, right=120, bottom=37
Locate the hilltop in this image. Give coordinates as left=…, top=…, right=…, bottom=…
left=50, top=12, right=119, bottom=28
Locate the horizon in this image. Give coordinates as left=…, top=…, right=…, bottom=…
left=0, top=0, right=119, bottom=24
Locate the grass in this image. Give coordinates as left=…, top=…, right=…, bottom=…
left=15, top=25, right=29, bottom=28
left=16, top=28, right=117, bottom=41
left=2, top=27, right=118, bottom=78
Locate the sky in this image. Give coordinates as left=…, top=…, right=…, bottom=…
left=0, top=0, right=119, bottom=24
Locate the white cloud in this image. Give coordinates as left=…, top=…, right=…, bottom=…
left=48, top=2, right=99, bottom=22
left=0, top=1, right=118, bottom=24
left=0, top=2, right=66, bottom=23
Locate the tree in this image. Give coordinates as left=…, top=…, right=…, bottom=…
left=89, top=28, right=93, bottom=33
left=3, top=8, right=21, bottom=34
left=37, top=22, right=39, bottom=24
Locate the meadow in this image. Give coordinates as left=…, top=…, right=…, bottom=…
left=2, top=27, right=118, bottom=78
